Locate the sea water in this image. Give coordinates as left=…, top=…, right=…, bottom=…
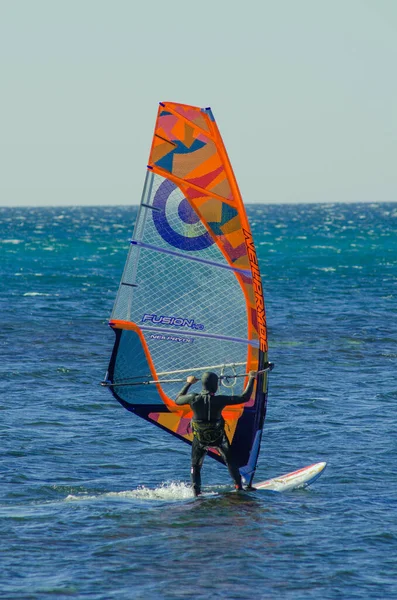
left=1, top=203, right=396, bottom=599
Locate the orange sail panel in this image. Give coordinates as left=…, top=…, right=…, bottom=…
left=105, top=102, right=269, bottom=485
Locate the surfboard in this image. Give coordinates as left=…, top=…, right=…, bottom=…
left=254, top=461, right=327, bottom=492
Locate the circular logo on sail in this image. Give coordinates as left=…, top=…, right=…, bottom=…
left=152, top=179, right=214, bottom=251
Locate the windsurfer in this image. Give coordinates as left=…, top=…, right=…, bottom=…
left=175, top=370, right=257, bottom=496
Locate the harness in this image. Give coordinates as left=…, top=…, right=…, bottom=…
left=191, top=419, right=225, bottom=446
left=191, top=393, right=225, bottom=446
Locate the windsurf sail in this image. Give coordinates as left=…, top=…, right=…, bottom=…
left=104, top=102, right=269, bottom=485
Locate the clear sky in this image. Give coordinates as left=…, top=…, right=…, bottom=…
left=1, top=0, right=396, bottom=206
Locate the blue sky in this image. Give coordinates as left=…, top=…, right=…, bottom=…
left=1, top=0, right=396, bottom=206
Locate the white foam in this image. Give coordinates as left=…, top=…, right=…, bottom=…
left=23, top=292, right=51, bottom=297
left=65, top=481, right=196, bottom=503
left=121, top=481, right=195, bottom=501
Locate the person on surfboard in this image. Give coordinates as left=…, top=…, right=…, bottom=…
left=175, top=370, right=257, bottom=496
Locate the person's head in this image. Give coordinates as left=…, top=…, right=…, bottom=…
left=201, top=371, right=218, bottom=394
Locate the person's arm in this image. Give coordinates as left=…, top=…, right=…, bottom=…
left=175, top=375, right=198, bottom=405
left=223, top=371, right=257, bottom=405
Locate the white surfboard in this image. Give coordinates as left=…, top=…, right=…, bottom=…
left=254, top=461, right=327, bottom=492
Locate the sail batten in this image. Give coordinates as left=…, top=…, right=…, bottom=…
left=106, top=102, right=269, bottom=485
left=139, top=325, right=260, bottom=347
left=130, top=240, right=251, bottom=275
left=149, top=166, right=238, bottom=208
